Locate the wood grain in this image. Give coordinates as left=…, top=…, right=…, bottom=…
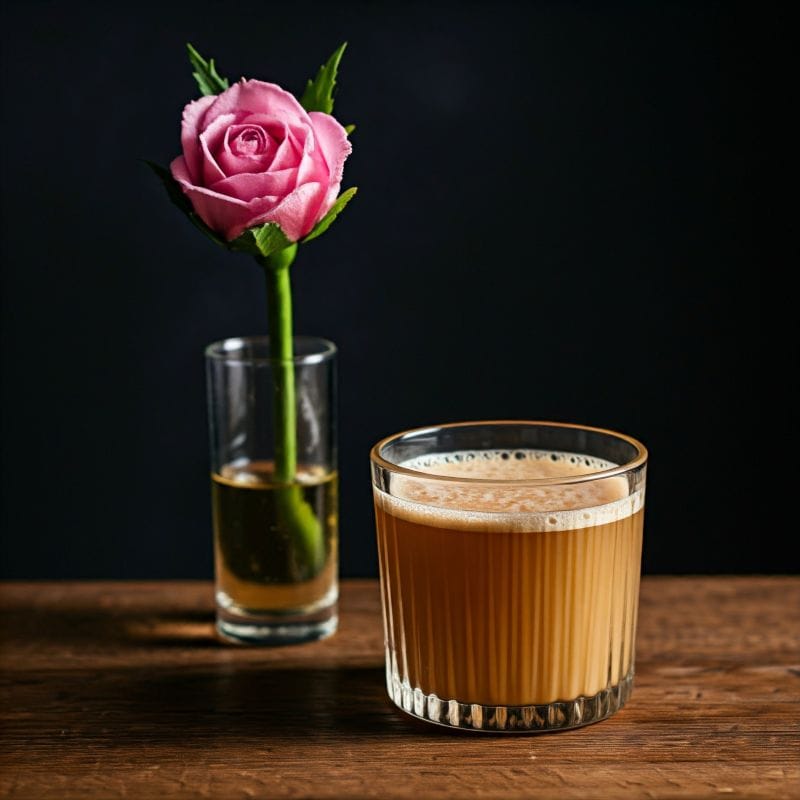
left=0, top=578, right=798, bottom=799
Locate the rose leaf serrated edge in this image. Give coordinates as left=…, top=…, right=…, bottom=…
left=186, top=43, right=230, bottom=97
left=300, top=42, right=347, bottom=114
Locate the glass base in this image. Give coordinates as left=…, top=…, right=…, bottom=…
left=388, top=669, right=634, bottom=732
left=216, top=590, right=337, bottom=645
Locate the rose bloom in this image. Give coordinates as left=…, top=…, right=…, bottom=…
left=171, top=80, right=351, bottom=242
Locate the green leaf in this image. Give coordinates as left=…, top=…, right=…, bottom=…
left=230, top=222, right=292, bottom=258
left=186, top=43, right=229, bottom=96
left=302, top=187, right=358, bottom=243
left=144, top=160, right=226, bottom=246
left=300, top=42, right=347, bottom=114
left=344, top=124, right=356, bottom=135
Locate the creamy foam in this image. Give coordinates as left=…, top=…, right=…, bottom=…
left=377, top=449, right=643, bottom=532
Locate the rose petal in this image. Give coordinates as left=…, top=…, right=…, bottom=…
left=170, top=154, right=192, bottom=184
left=226, top=124, right=275, bottom=158
left=239, top=114, right=292, bottom=141
left=216, top=123, right=279, bottom=176
left=204, top=80, right=313, bottom=128
left=240, top=181, right=326, bottom=242
left=268, top=124, right=304, bottom=172
left=224, top=117, right=306, bottom=172
left=198, top=113, right=235, bottom=183
left=308, top=111, right=352, bottom=216
left=297, top=145, right=327, bottom=187
left=209, top=168, right=299, bottom=201
left=172, top=155, right=270, bottom=240
left=180, top=95, right=217, bottom=183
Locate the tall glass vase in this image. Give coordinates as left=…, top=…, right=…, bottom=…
left=205, top=336, right=338, bottom=644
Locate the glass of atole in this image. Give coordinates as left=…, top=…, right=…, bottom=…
left=206, top=336, right=338, bottom=644
left=371, top=421, right=647, bottom=731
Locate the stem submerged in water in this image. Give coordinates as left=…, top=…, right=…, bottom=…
left=260, top=246, right=325, bottom=579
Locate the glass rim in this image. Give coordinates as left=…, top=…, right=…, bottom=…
left=370, top=420, right=648, bottom=487
left=205, top=335, right=337, bottom=366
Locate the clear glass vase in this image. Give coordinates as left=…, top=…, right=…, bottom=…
left=206, top=336, right=338, bottom=644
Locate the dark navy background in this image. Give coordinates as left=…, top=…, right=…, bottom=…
left=0, top=1, right=790, bottom=577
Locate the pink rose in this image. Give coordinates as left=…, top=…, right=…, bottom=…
left=170, top=80, right=351, bottom=242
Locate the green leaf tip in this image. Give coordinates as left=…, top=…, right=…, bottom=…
left=344, top=124, right=356, bottom=135
left=300, top=42, right=347, bottom=114
left=302, top=187, right=358, bottom=243
left=186, top=42, right=230, bottom=96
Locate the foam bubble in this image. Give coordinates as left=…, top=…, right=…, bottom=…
left=377, top=449, right=643, bottom=532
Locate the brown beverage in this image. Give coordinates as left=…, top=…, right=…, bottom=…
left=212, top=461, right=338, bottom=615
left=374, top=450, right=643, bottom=709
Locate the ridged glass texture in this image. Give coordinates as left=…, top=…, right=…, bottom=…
left=377, top=509, right=642, bottom=730
left=371, top=422, right=647, bottom=732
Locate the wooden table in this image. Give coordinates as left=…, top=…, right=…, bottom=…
left=0, top=578, right=798, bottom=799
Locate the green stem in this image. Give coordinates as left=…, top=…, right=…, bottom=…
left=259, top=245, right=325, bottom=579
left=264, top=256, right=297, bottom=483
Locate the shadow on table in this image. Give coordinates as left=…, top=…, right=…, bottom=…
left=1, top=597, right=477, bottom=739
left=1, top=605, right=457, bottom=739
left=118, top=662, right=405, bottom=739
left=0, top=602, right=218, bottom=649
left=119, top=662, right=487, bottom=741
